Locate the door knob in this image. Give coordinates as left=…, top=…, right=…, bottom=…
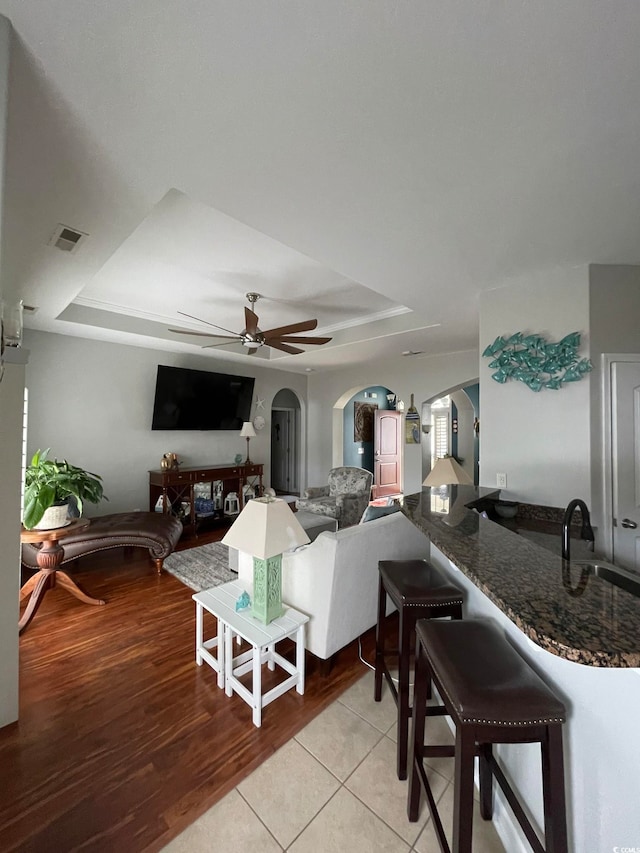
left=621, top=518, right=638, bottom=529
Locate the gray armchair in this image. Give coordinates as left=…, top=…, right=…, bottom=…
left=296, top=466, right=373, bottom=528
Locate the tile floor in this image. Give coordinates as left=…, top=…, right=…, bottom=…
left=162, top=668, right=506, bottom=853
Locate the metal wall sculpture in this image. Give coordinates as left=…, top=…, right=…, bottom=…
left=354, top=401, right=377, bottom=442
left=482, top=331, right=592, bottom=391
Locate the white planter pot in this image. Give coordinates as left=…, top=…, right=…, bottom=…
left=34, top=503, right=71, bottom=530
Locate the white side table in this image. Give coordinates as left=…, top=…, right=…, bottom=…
left=193, top=589, right=226, bottom=688
left=193, top=580, right=309, bottom=727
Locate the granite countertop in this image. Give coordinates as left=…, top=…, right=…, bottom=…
left=400, top=488, right=640, bottom=668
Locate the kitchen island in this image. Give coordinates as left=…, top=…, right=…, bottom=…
left=400, top=488, right=640, bottom=852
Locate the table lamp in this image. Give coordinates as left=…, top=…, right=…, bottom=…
left=423, top=455, right=474, bottom=487
left=239, top=421, right=256, bottom=463
left=423, top=455, right=474, bottom=517
left=222, top=496, right=310, bottom=623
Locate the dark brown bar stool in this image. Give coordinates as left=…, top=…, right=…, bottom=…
left=408, top=618, right=568, bottom=853
left=374, top=558, right=464, bottom=779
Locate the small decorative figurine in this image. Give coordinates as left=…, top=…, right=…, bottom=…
left=161, top=452, right=180, bottom=470
left=235, top=591, right=251, bottom=612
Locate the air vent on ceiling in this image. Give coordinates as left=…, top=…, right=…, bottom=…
left=48, top=224, right=88, bottom=253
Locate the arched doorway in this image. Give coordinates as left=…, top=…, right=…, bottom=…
left=330, top=384, right=402, bottom=498
left=421, top=380, right=479, bottom=484
left=271, top=388, right=302, bottom=495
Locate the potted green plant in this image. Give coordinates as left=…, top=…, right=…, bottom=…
left=23, top=448, right=107, bottom=530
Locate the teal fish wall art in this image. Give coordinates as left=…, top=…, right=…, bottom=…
left=482, top=332, right=592, bottom=391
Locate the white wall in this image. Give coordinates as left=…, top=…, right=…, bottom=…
left=23, top=330, right=306, bottom=514
left=479, top=266, right=591, bottom=506
left=0, top=14, right=20, bottom=729
left=307, top=349, right=479, bottom=495
left=0, top=355, right=24, bottom=728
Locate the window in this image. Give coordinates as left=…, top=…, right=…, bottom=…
left=431, top=395, right=450, bottom=460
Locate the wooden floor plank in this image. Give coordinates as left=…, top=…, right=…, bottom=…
left=1, top=531, right=382, bottom=852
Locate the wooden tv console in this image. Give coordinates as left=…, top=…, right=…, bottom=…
left=149, top=463, right=263, bottom=531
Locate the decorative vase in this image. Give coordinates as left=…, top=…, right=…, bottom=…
left=34, top=502, right=71, bottom=530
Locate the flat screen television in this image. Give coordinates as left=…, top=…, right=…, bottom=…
left=151, top=365, right=255, bottom=430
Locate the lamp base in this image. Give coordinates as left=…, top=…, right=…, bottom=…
left=252, top=554, right=283, bottom=624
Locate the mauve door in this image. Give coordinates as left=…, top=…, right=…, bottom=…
left=373, top=410, right=403, bottom=498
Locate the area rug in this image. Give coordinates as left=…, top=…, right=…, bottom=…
left=163, top=542, right=236, bottom=592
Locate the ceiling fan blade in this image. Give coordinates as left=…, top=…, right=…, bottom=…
left=277, top=335, right=332, bottom=345
left=169, top=328, right=239, bottom=340
left=177, top=310, right=240, bottom=337
left=262, top=319, right=318, bottom=338
left=267, top=340, right=304, bottom=355
left=244, top=307, right=259, bottom=336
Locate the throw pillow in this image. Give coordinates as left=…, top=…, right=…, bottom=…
left=360, top=503, right=401, bottom=524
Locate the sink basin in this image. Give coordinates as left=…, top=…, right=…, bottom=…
left=571, top=560, right=640, bottom=598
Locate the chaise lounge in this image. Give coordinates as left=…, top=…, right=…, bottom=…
left=21, top=511, right=183, bottom=574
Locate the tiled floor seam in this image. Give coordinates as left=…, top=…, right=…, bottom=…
left=235, top=787, right=286, bottom=851
left=335, top=697, right=395, bottom=733
left=291, top=726, right=453, bottom=851
left=341, top=778, right=421, bottom=851
left=276, top=779, right=416, bottom=853
left=291, top=784, right=350, bottom=851
left=293, top=726, right=387, bottom=782
left=233, top=739, right=371, bottom=851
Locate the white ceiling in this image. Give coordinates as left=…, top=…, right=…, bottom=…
left=2, top=1, right=640, bottom=373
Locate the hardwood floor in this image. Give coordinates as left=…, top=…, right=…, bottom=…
left=2, top=530, right=380, bottom=852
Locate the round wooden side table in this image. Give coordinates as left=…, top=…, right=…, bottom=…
left=19, top=518, right=105, bottom=634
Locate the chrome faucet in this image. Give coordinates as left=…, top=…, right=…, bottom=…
left=562, top=498, right=595, bottom=562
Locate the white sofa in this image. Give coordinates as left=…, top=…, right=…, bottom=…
left=237, top=511, right=431, bottom=660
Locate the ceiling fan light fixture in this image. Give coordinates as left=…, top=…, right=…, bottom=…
left=170, top=292, right=331, bottom=356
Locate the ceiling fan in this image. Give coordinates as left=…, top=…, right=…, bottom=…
left=169, top=292, right=332, bottom=355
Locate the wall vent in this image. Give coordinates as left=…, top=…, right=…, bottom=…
left=48, top=224, right=88, bottom=253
